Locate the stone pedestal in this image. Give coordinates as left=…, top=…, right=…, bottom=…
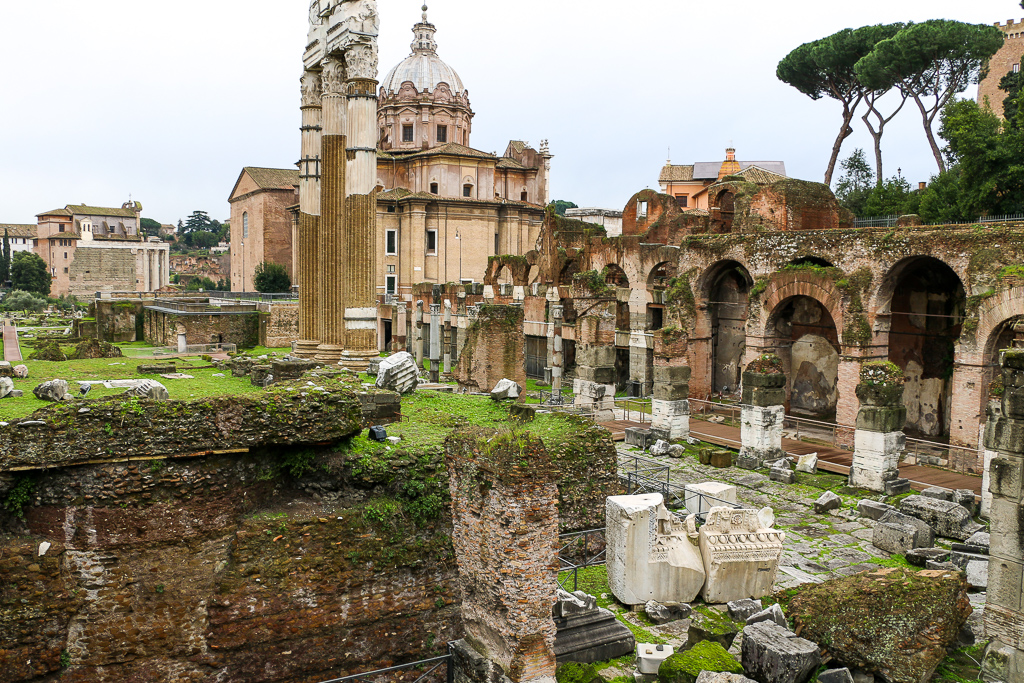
left=575, top=343, right=616, bottom=420
left=981, top=351, right=1024, bottom=680
left=849, top=370, right=907, bottom=493
left=550, top=305, right=564, bottom=401
left=605, top=494, right=706, bottom=606
left=698, top=506, right=785, bottom=604
left=552, top=590, right=634, bottom=665
left=429, top=303, right=441, bottom=383
left=651, top=365, right=690, bottom=441
left=573, top=380, right=616, bottom=421
left=738, top=369, right=786, bottom=470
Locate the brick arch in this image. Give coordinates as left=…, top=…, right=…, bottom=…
left=974, top=287, right=1024, bottom=355
left=483, top=256, right=531, bottom=286
left=871, top=254, right=966, bottom=316
left=758, top=273, right=845, bottom=340
left=696, top=259, right=754, bottom=301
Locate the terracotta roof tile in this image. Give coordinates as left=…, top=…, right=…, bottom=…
left=66, top=205, right=138, bottom=218
left=407, top=142, right=496, bottom=160
left=734, top=165, right=788, bottom=185
left=36, top=208, right=73, bottom=217
left=243, top=167, right=300, bottom=190
left=0, top=224, right=37, bottom=238
left=660, top=164, right=695, bottom=182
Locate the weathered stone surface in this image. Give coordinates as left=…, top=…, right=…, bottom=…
left=813, top=491, right=841, bottom=514
left=13, top=365, right=28, bottom=379
left=954, top=489, right=977, bottom=515
left=685, top=482, right=738, bottom=516
left=883, top=478, right=911, bottom=496
left=699, top=507, right=785, bottom=603
left=741, top=621, right=821, bottom=683
left=68, top=338, right=124, bottom=360
left=272, top=359, right=316, bottom=381
left=872, top=522, right=922, bottom=555
left=639, top=643, right=676, bottom=675
left=490, top=378, right=523, bottom=401
left=554, top=591, right=635, bottom=665
left=905, top=548, right=950, bottom=567
left=0, top=389, right=368, bottom=470
left=651, top=439, right=672, bottom=456
left=123, top=379, right=170, bottom=401
left=787, top=567, right=972, bottom=683
left=965, top=559, right=988, bottom=590
left=739, top=404, right=785, bottom=469
left=646, top=600, right=691, bottom=625
left=710, top=450, right=732, bottom=468
left=606, top=494, right=706, bottom=605
left=746, top=604, right=787, bottom=628
left=32, top=379, right=70, bottom=403
left=898, top=495, right=983, bottom=540
left=816, top=669, right=854, bottom=683
left=966, top=531, right=990, bottom=549
left=662, top=640, right=744, bottom=683
left=137, top=363, right=176, bottom=375
left=625, top=427, right=653, bottom=450
left=727, top=599, right=762, bottom=622
left=796, top=453, right=818, bottom=474
left=694, top=673, right=757, bottom=683
left=921, top=486, right=953, bottom=502
left=0, top=361, right=11, bottom=377
left=0, top=377, right=13, bottom=399
left=770, top=468, right=795, bottom=484
left=857, top=500, right=893, bottom=521
left=376, top=352, right=419, bottom=394
left=687, top=605, right=742, bottom=650
left=878, top=509, right=936, bottom=548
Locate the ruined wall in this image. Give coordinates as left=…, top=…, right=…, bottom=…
left=259, top=302, right=299, bottom=348
left=93, top=300, right=145, bottom=342
left=455, top=304, right=526, bottom=395
left=67, top=248, right=137, bottom=297
left=144, top=309, right=260, bottom=349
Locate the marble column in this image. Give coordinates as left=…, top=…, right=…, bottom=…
left=143, top=249, right=151, bottom=292
left=550, top=305, right=564, bottom=403
left=414, top=301, right=425, bottom=369
left=339, top=42, right=380, bottom=370
left=295, top=68, right=323, bottom=359
left=443, top=300, right=452, bottom=375
left=315, top=56, right=347, bottom=364
left=429, top=302, right=441, bottom=383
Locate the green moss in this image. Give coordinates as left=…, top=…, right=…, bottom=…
left=658, top=641, right=743, bottom=683
left=691, top=604, right=740, bottom=636
left=860, top=360, right=904, bottom=386
left=573, top=269, right=613, bottom=296
left=556, top=662, right=600, bottom=683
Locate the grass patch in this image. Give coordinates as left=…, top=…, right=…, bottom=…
left=794, top=472, right=848, bottom=491
left=865, top=555, right=915, bottom=570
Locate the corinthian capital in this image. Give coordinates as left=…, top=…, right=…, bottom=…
left=321, top=56, right=347, bottom=96
left=300, top=70, right=323, bottom=107
left=345, top=42, right=378, bottom=81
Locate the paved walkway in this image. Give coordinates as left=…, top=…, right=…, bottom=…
left=599, top=416, right=983, bottom=495
left=1, top=319, right=22, bottom=362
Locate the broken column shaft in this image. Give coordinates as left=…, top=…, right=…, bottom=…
left=737, top=358, right=786, bottom=470
left=849, top=362, right=909, bottom=494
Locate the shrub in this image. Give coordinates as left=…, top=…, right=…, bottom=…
left=253, top=262, right=291, bottom=293
left=0, top=289, right=47, bottom=313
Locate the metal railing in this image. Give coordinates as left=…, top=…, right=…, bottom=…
left=904, top=436, right=982, bottom=475
left=615, top=397, right=651, bottom=424
left=853, top=215, right=899, bottom=228
left=688, top=398, right=743, bottom=426
left=316, top=647, right=454, bottom=683
left=853, top=214, right=1024, bottom=228
left=206, top=290, right=299, bottom=303
left=557, top=528, right=607, bottom=592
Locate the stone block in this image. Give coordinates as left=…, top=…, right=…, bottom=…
left=625, top=428, right=653, bottom=450
left=898, top=495, right=984, bottom=541
left=872, top=522, right=921, bottom=555
left=654, top=383, right=691, bottom=402
left=879, top=510, right=936, bottom=548
left=554, top=590, right=635, bottom=665
left=695, top=673, right=757, bottom=683
left=954, top=489, right=977, bottom=516
left=699, top=507, right=785, bottom=603
left=746, top=603, right=787, bottom=629
left=637, top=643, right=674, bottom=675
left=951, top=551, right=989, bottom=570
left=651, top=440, right=671, bottom=456
left=857, top=500, right=894, bottom=521
left=376, top=352, right=419, bottom=394
left=124, top=379, right=170, bottom=401
left=856, top=405, right=907, bottom=433
left=951, top=542, right=989, bottom=556
left=727, top=599, right=762, bottom=622
left=13, top=365, right=28, bottom=379
left=684, top=482, right=738, bottom=516
left=32, top=379, right=71, bottom=402
left=699, top=448, right=713, bottom=466
left=795, top=452, right=818, bottom=474
left=922, top=487, right=954, bottom=502
left=652, top=399, right=690, bottom=439
left=0, top=361, right=11, bottom=377
left=965, top=560, right=989, bottom=590
left=988, top=457, right=1023, bottom=500
left=645, top=600, right=691, bottom=625
left=770, top=468, right=795, bottom=484
left=654, top=365, right=691, bottom=385
left=577, top=365, right=616, bottom=385
left=137, top=363, right=176, bottom=375
left=884, top=479, right=911, bottom=496
left=741, top=621, right=821, bottom=683
left=250, top=365, right=273, bottom=387
left=813, top=491, right=842, bottom=514
left=905, top=548, right=951, bottom=567
left=0, top=377, right=13, bottom=399
left=490, top=378, right=523, bottom=401
left=272, top=359, right=316, bottom=381
left=606, top=494, right=706, bottom=605
left=711, top=451, right=733, bottom=469
left=966, top=531, right=991, bottom=550
left=816, top=669, right=854, bottom=683
left=687, top=607, right=742, bottom=651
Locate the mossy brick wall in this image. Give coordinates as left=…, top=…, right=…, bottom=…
left=0, top=390, right=366, bottom=471
left=94, top=300, right=145, bottom=343
left=260, top=302, right=299, bottom=348
left=546, top=417, right=622, bottom=531
left=454, top=305, right=526, bottom=395
left=444, top=429, right=558, bottom=682
left=1, top=446, right=461, bottom=683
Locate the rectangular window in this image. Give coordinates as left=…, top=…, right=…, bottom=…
left=426, top=229, right=437, bottom=253
left=637, top=200, right=649, bottom=219
left=64, top=252, right=68, bottom=259
left=1016, top=63, right=1021, bottom=74
left=386, top=229, right=397, bottom=255
left=463, top=184, right=472, bottom=198
left=386, top=275, right=397, bottom=295
left=59, top=225, right=65, bottom=233
left=63, top=267, right=68, bottom=274
left=437, top=125, right=447, bottom=143
left=402, top=124, right=414, bottom=142
left=675, top=195, right=688, bottom=208
left=387, top=265, right=396, bottom=273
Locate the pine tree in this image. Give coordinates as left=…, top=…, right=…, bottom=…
left=0, top=229, right=10, bottom=283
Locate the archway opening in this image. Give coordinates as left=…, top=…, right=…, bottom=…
left=496, top=264, right=513, bottom=286
left=767, top=295, right=841, bottom=419
left=886, top=257, right=966, bottom=438
left=712, top=190, right=736, bottom=234
left=604, top=264, right=629, bottom=288
left=559, top=260, right=580, bottom=287
left=648, top=262, right=678, bottom=288
left=983, top=316, right=1024, bottom=402
left=707, top=262, right=751, bottom=395
left=788, top=256, right=835, bottom=268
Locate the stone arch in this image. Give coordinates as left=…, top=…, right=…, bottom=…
left=759, top=274, right=846, bottom=340
left=647, top=261, right=678, bottom=287
left=558, top=259, right=581, bottom=287
left=711, top=189, right=736, bottom=234
left=876, top=256, right=966, bottom=437
left=975, top=287, right=1024, bottom=402
left=602, top=263, right=629, bottom=288
left=483, top=256, right=530, bottom=286
left=693, top=260, right=754, bottom=397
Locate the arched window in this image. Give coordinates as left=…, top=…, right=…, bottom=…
left=243, top=212, right=249, bottom=238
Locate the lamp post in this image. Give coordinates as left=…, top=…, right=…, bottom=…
left=455, top=230, right=462, bottom=282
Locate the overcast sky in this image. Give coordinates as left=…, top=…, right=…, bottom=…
left=0, top=1, right=1014, bottom=225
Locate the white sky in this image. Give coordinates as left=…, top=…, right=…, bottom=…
left=0, top=1, right=1014, bottom=225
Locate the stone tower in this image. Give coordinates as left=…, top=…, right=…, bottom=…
left=978, top=18, right=1024, bottom=119
left=295, top=0, right=380, bottom=369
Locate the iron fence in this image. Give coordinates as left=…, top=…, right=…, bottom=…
left=854, top=214, right=1024, bottom=229
left=557, top=528, right=607, bottom=592
left=615, top=397, right=651, bottom=424
left=316, top=647, right=454, bottom=683
left=903, top=436, right=982, bottom=475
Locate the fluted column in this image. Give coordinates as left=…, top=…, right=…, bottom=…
left=315, top=56, right=348, bottom=363
left=340, top=42, right=380, bottom=369
left=295, top=69, right=323, bottom=358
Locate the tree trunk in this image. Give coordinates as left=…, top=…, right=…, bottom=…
left=862, top=92, right=909, bottom=186
left=825, top=108, right=856, bottom=187
left=913, top=94, right=947, bottom=174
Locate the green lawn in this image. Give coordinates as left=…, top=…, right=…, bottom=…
left=0, top=347, right=269, bottom=422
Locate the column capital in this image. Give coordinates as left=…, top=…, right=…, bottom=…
left=344, top=42, right=378, bottom=81
left=300, top=70, right=323, bottom=107
left=321, top=56, right=347, bottom=96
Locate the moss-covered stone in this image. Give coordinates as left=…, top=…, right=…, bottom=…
left=556, top=661, right=601, bottom=683
left=659, top=641, right=744, bottom=683
left=687, top=605, right=742, bottom=651
left=787, top=567, right=972, bottom=683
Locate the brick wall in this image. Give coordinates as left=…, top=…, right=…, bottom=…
left=144, top=309, right=260, bottom=349
left=260, top=302, right=299, bottom=348
left=455, top=305, right=526, bottom=395
left=979, top=20, right=1024, bottom=118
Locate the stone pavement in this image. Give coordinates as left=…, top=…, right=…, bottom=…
left=2, top=319, right=22, bottom=362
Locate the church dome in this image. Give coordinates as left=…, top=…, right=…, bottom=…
left=380, top=6, right=466, bottom=95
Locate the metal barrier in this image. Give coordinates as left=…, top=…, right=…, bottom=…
left=316, top=647, right=454, bottom=683
left=904, top=436, right=981, bottom=475
left=206, top=290, right=299, bottom=303
left=615, top=397, right=651, bottom=424
left=557, top=528, right=607, bottom=592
